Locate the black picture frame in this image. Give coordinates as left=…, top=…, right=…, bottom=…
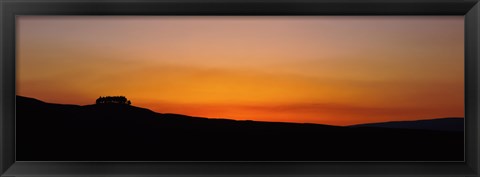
left=1, top=0, right=479, bottom=176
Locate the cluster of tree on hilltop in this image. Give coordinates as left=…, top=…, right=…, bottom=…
left=96, top=96, right=131, bottom=105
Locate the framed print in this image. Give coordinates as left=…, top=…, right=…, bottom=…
left=1, top=0, right=479, bottom=176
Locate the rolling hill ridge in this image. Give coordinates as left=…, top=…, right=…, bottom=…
left=16, top=95, right=464, bottom=161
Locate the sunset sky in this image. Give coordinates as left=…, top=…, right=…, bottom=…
left=17, top=16, right=464, bottom=126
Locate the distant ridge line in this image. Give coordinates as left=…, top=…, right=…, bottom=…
left=16, top=95, right=464, bottom=131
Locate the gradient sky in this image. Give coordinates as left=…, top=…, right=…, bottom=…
left=17, top=16, right=464, bottom=126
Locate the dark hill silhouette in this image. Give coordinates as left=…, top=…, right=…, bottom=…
left=349, top=118, right=464, bottom=132
left=16, top=95, right=464, bottom=161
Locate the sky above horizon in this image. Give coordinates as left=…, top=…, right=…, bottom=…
left=17, top=16, right=464, bottom=126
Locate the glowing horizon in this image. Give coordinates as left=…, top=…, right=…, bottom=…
left=17, top=16, right=464, bottom=126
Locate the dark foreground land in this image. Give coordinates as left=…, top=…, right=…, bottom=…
left=16, top=96, right=464, bottom=161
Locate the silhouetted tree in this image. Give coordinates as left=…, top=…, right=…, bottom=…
left=96, top=96, right=131, bottom=105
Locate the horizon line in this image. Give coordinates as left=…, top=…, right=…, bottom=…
left=15, top=94, right=464, bottom=127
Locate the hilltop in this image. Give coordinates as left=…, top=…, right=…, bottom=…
left=16, top=95, right=464, bottom=161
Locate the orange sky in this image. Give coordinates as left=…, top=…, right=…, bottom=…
left=16, top=16, right=464, bottom=126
